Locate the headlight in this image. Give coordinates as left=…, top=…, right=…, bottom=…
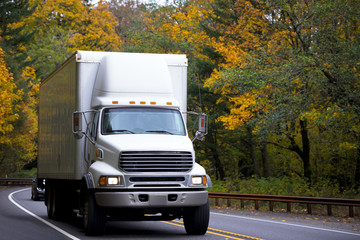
left=108, top=177, right=120, bottom=185
left=99, top=176, right=121, bottom=186
left=191, top=176, right=207, bottom=185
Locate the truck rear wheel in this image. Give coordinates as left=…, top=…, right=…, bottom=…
left=46, top=182, right=75, bottom=221
left=47, top=184, right=63, bottom=220
left=45, top=184, right=53, bottom=219
left=84, top=191, right=106, bottom=236
left=183, top=200, right=210, bottom=235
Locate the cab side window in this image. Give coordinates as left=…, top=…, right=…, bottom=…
left=91, top=111, right=100, bottom=140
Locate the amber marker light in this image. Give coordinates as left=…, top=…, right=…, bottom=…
left=99, top=176, right=107, bottom=186
left=112, top=101, right=118, bottom=104
left=202, top=176, right=207, bottom=185
left=140, top=101, right=146, bottom=104
left=129, top=101, right=135, bottom=104
left=150, top=101, right=156, bottom=105
left=166, top=102, right=172, bottom=105
left=75, top=117, right=79, bottom=127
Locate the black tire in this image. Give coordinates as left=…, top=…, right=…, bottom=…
left=183, top=200, right=210, bottom=235
left=33, top=194, right=39, bottom=201
left=83, top=191, right=106, bottom=236
left=51, top=186, right=63, bottom=220
left=45, top=184, right=53, bottom=219
left=48, top=184, right=61, bottom=220
left=47, top=184, right=74, bottom=221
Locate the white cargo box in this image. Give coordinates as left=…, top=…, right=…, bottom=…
left=38, top=51, right=188, bottom=180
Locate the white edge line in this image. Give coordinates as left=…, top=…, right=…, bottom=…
left=8, top=188, right=81, bottom=240
left=211, top=212, right=360, bottom=237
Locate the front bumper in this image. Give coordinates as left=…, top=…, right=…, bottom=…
left=95, top=190, right=208, bottom=208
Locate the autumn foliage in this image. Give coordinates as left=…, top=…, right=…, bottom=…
left=1, top=0, right=360, bottom=196
left=0, top=47, right=22, bottom=137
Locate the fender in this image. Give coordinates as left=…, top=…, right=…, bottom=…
left=79, top=173, right=95, bottom=215
left=206, top=175, right=212, bottom=188
left=82, top=172, right=95, bottom=190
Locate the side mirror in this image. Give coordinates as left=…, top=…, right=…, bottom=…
left=192, top=113, right=208, bottom=142
left=198, top=113, right=207, bottom=134
left=72, top=112, right=83, bottom=138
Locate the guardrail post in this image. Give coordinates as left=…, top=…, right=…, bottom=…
left=349, top=206, right=354, bottom=217
left=327, top=205, right=332, bottom=216
left=269, top=201, right=274, bottom=211
left=215, top=198, right=219, bottom=207
left=307, top=203, right=312, bottom=214
left=287, top=202, right=291, bottom=212
left=227, top=199, right=231, bottom=207
left=255, top=200, right=259, bottom=210
left=241, top=199, right=245, bottom=209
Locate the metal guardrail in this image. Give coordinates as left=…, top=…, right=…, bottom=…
left=209, top=192, right=360, bottom=217
left=0, top=178, right=33, bottom=186
left=1, top=178, right=358, bottom=217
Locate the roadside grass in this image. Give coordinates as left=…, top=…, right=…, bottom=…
left=5, top=168, right=37, bottom=178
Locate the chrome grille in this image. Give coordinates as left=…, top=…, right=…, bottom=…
left=119, top=151, right=193, bottom=172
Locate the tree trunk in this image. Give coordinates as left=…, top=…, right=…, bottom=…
left=207, top=128, right=225, bottom=180
left=355, top=146, right=360, bottom=186
left=247, top=127, right=261, bottom=177
left=260, top=138, right=270, bottom=178
left=300, top=119, right=311, bottom=181
left=214, top=151, right=225, bottom=180
left=285, top=119, right=311, bottom=181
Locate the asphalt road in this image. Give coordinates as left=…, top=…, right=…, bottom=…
left=1, top=186, right=360, bottom=240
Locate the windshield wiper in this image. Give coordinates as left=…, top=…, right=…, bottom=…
left=110, top=130, right=135, bottom=134
left=146, top=130, right=174, bottom=135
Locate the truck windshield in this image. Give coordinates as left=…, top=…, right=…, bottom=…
left=102, top=108, right=186, bottom=136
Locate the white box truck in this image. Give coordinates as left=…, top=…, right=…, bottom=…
left=38, top=51, right=211, bottom=235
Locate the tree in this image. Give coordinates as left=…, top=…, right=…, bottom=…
left=0, top=48, right=38, bottom=173
left=21, top=0, right=121, bottom=79
left=0, top=47, right=22, bottom=139
left=0, top=0, right=40, bottom=176
left=107, top=0, right=147, bottom=44
left=204, top=0, right=360, bottom=183
left=0, top=0, right=35, bottom=80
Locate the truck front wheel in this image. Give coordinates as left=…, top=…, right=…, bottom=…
left=83, top=191, right=106, bottom=236
left=183, top=200, right=210, bottom=235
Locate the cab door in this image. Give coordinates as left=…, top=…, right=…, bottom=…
left=85, top=111, right=100, bottom=165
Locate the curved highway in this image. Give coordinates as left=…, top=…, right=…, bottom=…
left=1, top=186, right=360, bottom=240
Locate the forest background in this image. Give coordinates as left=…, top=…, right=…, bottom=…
left=0, top=0, right=359, bottom=199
